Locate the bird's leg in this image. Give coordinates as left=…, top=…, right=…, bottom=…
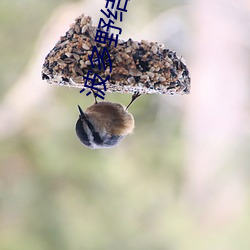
left=126, top=91, right=141, bottom=110
left=91, top=89, right=98, bottom=104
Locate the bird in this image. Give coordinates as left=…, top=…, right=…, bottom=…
left=75, top=92, right=140, bottom=149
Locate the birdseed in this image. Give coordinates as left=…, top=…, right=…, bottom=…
left=42, top=14, right=191, bottom=95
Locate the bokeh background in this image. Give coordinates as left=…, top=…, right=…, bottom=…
left=1, top=0, right=250, bottom=249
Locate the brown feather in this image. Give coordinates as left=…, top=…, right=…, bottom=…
left=85, top=102, right=134, bottom=135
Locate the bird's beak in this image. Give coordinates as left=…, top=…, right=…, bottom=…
left=77, top=105, right=86, bottom=119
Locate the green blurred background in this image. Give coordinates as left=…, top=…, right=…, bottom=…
left=1, top=0, right=250, bottom=249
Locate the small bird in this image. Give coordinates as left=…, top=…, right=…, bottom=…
left=75, top=92, right=140, bottom=149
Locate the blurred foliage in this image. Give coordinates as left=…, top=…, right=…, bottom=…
left=0, top=0, right=72, bottom=97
